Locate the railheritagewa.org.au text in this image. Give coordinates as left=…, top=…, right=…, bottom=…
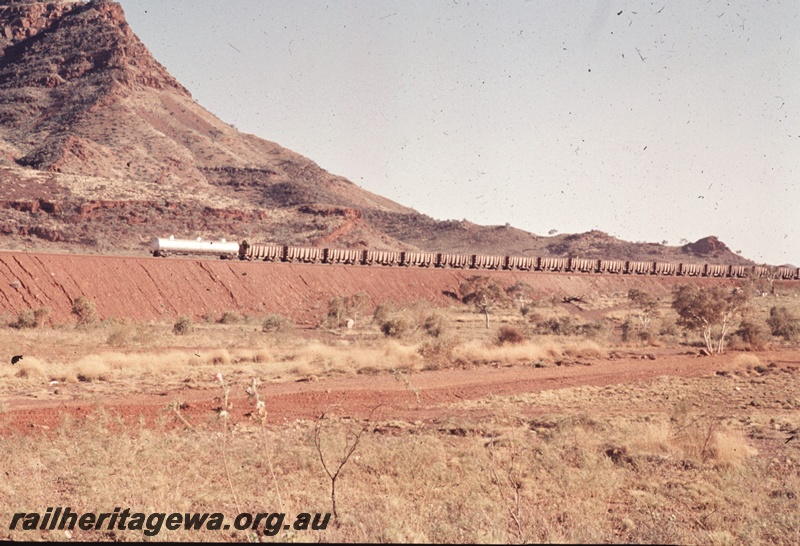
left=9, top=507, right=330, bottom=537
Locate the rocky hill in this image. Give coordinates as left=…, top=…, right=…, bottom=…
left=0, top=0, right=753, bottom=265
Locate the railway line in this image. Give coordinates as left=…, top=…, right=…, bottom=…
left=151, top=237, right=800, bottom=281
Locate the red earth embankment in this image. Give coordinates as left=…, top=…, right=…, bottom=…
left=0, top=251, right=767, bottom=325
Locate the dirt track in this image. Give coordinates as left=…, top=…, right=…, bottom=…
left=6, top=348, right=798, bottom=436
left=0, top=251, right=749, bottom=325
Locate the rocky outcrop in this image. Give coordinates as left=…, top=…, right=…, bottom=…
left=541, top=232, right=751, bottom=265
left=681, top=236, right=729, bottom=256
left=0, top=0, right=188, bottom=91
left=0, top=2, right=78, bottom=51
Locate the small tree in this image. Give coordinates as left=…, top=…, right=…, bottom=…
left=313, top=406, right=380, bottom=520
left=506, top=281, right=535, bottom=314
left=744, top=268, right=775, bottom=298
left=460, top=276, right=508, bottom=329
left=627, top=288, right=658, bottom=332
left=671, top=285, right=748, bottom=354
left=327, top=291, right=370, bottom=328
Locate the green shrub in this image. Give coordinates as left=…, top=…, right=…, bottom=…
left=379, top=314, right=414, bottom=338
left=620, top=317, right=634, bottom=342
left=579, top=320, right=607, bottom=339
left=71, top=296, right=97, bottom=325
left=372, top=303, right=396, bottom=326
left=495, top=325, right=525, bottom=345
left=735, top=319, right=769, bottom=350
left=533, top=316, right=578, bottom=336
left=532, top=316, right=606, bottom=338
left=33, top=307, right=50, bottom=326
left=422, top=313, right=448, bottom=338
left=173, top=316, right=194, bottom=335
left=218, top=311, right=242, bottom=325
left=418, top=336, right=460, bottom=370
left=262, top=313, right=293, bottom=333
left=10, top=309, right=36, bottom=329
left=767, top=306, right=799, bottom=341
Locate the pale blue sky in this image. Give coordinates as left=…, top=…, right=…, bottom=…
left=118, top=1, right=800, bottom=265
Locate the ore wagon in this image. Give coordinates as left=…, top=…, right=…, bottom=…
left=437, top=253, right=472, bottom=268
left=655, top=262, right=678, bottom=276
left=401, top=251, right=436, bottom=267
left=678, top=263, right=704, bottom=276
left=324, top=248, right=363, bottom=265
left=539, top=257, right=568, bottom=272
left=285, top=246, right=323, bottom=263
left=363, top=250, right=401, bottom=266
left=568, top=258, right=599, bottom=273
left=598, top=259, right=625, bottom=274
left=704, top=264, right=730, bottom=277
left=729, top=265, right=748, bottom=278
left=472, top=254, right=506, bottom=270
left=626, top=261, right=654, bottom=275
left=505, top=256, right=537, bottom=271
left=244, top=243, right=284, bottom=261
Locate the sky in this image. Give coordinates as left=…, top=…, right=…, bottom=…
left=117, top=1, right=800, bottom=265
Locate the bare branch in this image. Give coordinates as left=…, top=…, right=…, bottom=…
left=314, top=405, right=382, bottom=519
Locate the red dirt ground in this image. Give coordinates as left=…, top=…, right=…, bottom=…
left=5, top=348, right=799, bottom=436
left=0, top=251, right=754, bottom=325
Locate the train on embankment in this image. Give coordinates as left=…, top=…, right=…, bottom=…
left=150, top=236, right=800, bottom=280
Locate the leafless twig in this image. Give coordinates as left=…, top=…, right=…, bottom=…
left=313, top=405, right=381, bottom=519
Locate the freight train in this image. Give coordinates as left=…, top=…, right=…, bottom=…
left=149, top=237, right=800, bottom=280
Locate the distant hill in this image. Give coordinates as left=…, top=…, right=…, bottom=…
left=0, top=0, right=754, bottom=265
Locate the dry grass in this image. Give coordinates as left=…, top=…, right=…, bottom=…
left=13, top=357, right=48, bottom=380
left=0, top=294, right=779, bottom=396
left=1, top=294, right=799, bottom=542
left=1, top=375, right=795, bottom=543
left=453, top=338, right=605, bottom=366
left=732, top=353, right=763, bottom=372
left=618, top=416, right=758, bottom=469
left=0, top=291, right=794, bottom=395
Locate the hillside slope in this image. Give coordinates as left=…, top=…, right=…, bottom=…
left=0, top=1, right=752, bottom=265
